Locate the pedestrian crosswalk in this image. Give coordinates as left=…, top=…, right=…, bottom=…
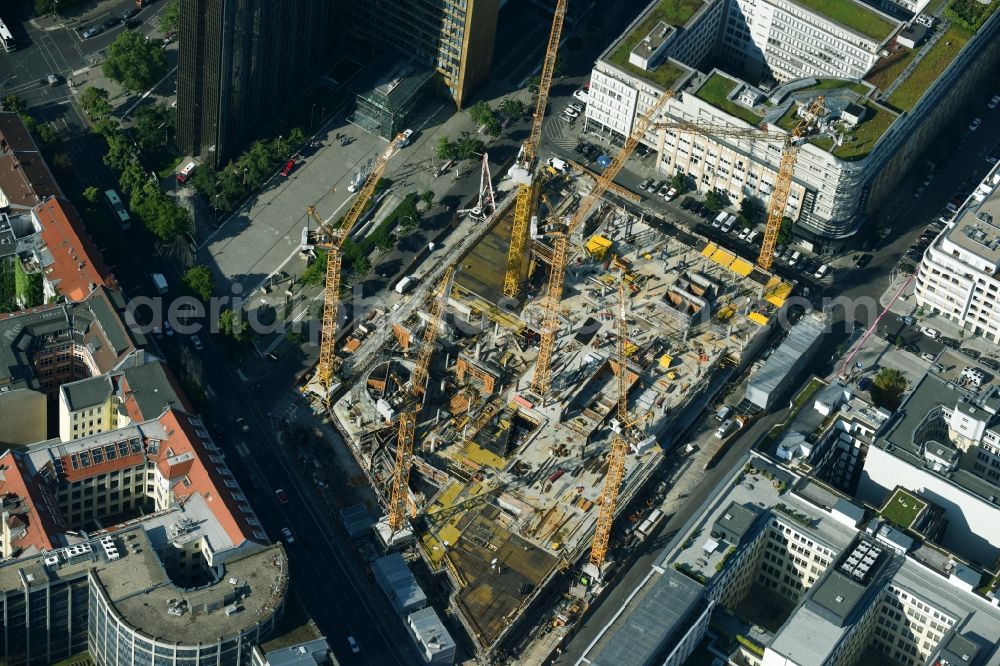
left=544, top=118, right=579, bottom=151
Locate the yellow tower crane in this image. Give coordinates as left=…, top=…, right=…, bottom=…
left=652, top=95, right=825, bottom=271
left=308, top=132, right=408, bottom=400
left=502, top=0, right=567, bottom=299
left=388, top=265, right=456, bottom=532
left=590, top=282, right=631, bottom=571
left=530, top=89, right=674, bottom=399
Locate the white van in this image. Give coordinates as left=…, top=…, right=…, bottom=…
left=721, top=214, right=736, bottom=233
left=715, top=418, right=736, bottom=439
left=715, top=405, right=733, bottom=422
left=789, top=251, right=802, bottom=266
left=398, top=129, right=414, bottom=148
left=713, top=211, right=727, bottom=228
left=813, top=264, right=829, bottom=279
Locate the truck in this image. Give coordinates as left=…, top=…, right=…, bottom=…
left=395, top=276, right=415, bottom=294
left=151, top=273, right=168, bottom=295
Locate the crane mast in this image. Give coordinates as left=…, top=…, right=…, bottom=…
left=388, top=266, right=455, bottom=532
left=530, top=89, right=674, bottom=398
left=590, top=283, right=630, bottom=570
left=502, top=0, right=568, bottom=299
left=758, top=96, right=825, bottom=272
left=312, top=132, right=407, bottom=395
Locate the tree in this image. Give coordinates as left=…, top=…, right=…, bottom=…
left=526, top=75, right=541, bottom=93
left=456, top=132, right=485, bottom=161
left=219, top=309, right=248, bottom=342
left=93, top=116, right=119, bottom=140
left=436, top=137, right=457, bottom=161
left=301, top=250, right=327, bottom=287
left=704, top=190, right=724, bottom=213
left=132, top=104, right=173, bottom=152
left=670, top=173, right=689, bottom=193
left=871, top=368, right=907, bottom=411
left=103, top=132, right=136, bottom=171
left=83, top=186, right=101, bottom=204
left=119, top=162, right=147, bottom=196
left=159, top=0, right=180, bottom=32
left=102, top=30, right=168, bottom=93
left=894, top=334, right=904, bottom=348
left=373, top=227, right=394, bottom=251
left=183, top=265, right=215, bottom=300
left=468, top=100, right=495, bottom=127
left=80, top=87, right=112, bottom=119
left=14, top=259, right=43, bottom=308
left=129, top=180, right=188, bottom=241
left=51, top=154, right=72, bottom=173
left=420, top=190, right=434, bottom=206
left=3, top=94, right=25, bottom=114
left=739, top=196, right=761, bottom=226
left=353, top=255, right=371, bottom=275
left=288, top=127, right=306, bottom=150
left=777, top=217, right=794, bottom=246
left=499, top=98, right=525, bottom=118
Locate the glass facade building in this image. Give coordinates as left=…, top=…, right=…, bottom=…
left=176, top=0, right=333, bottom=167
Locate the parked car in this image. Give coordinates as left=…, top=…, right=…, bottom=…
left=236, top=417, right=249, bottom=432
left=969, top=117, right=982, bottom=131
left=854, top=253, right=872, bottom=268
left=567, top=103, right=583, bottom=114
left=281, top=527, right=294, bottom=544
left=989, top=94, right=1000, bottom=110
left=658, top=184, right=672, bottom=199
left=746, top=230, right=759, bottom=244
left=573, top=89, right=589, bottom=103
left=275, top=488, right=289, bottom=504
left=737, top=227, right=750, bottom=240
left=279, top=159, right=296, bottom=177
left=81, top=26, right=102, bottom=38
left=347, top=637, right=361, bottom=654
left=920, top=326, right=940, bottom=339
left=562, top=107, right=580, bottom=118
left=124, top=18, right=142, bottom=29
left=102, top=16, right=121, bottom=29
left=664, top=186, right=677, bottom=201
left=639, top=179, right=652, bottom=192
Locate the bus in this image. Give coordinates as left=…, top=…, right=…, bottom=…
left=0, top=19, right=15, bottom=53
left=104, top=189, right=131, bottom=229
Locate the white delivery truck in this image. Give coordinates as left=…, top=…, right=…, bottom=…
left=395, top=276, right=415, bottom=294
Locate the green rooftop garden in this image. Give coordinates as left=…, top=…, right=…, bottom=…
left=888, top=25, right=972, bottom=111
left=881, top=488, right=926, bottom=528
left=866, top=47, right=917, bottom=91
left=696, top=73, right=763, bottom=126
left=777, top=100, right=895, bottom=160
left=789, top=0, right=897, bottom=41
left=606, top=0, right=702, bottom=87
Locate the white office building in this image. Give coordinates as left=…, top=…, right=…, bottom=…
left=915, top=164, right=1000, bottom=341
left=585, top=0, right=1000, bottom=245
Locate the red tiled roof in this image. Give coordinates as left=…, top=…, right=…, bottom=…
left=0, top=450, right=58, bottom=554
left=34, top=197, right=117, bottom=302
left=0, top=112, right=63, bottom=208
left=154, top=410, right=257, bottom=547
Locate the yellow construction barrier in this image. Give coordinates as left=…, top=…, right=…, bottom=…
left=710, top=247, right=736, bottom=268
left=730, top=258, right=754, bottom=277
left=764, top=281, right=793, bottom=307
left=659, top=353, right=674, bottom=368
left=701, top=243, right=717, bottom=257
left=748, top=311, right=770, bottom=326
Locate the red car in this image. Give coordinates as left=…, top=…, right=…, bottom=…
left=279, top=159, right=296, bottom=177
left=275, top=488, right=289, bottom=504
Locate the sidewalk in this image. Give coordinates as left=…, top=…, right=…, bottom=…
left=31, top=0, right=149, bottom=31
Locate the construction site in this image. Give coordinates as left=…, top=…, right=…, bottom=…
left=328, top=158, right=794, bottom=654
left=296, top=2, right=813, bottom=658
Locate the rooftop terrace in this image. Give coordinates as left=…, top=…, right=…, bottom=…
left=606, top=0, right=699, bottom=88
left=887, top=24, right=972, bottom=111
left=880, top=487, right=927, bottom=529
left=695, top=73, right=763, bottom=126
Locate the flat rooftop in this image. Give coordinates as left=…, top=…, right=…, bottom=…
left=942, top=167, right=1000, bottom=265
left=577, top=567, right=705, bottom=666
left=109, top=538, right=287, bottom=643
left=603, top=0, right=698, bottom=88
left=781, top=0, right=896, bottom=42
